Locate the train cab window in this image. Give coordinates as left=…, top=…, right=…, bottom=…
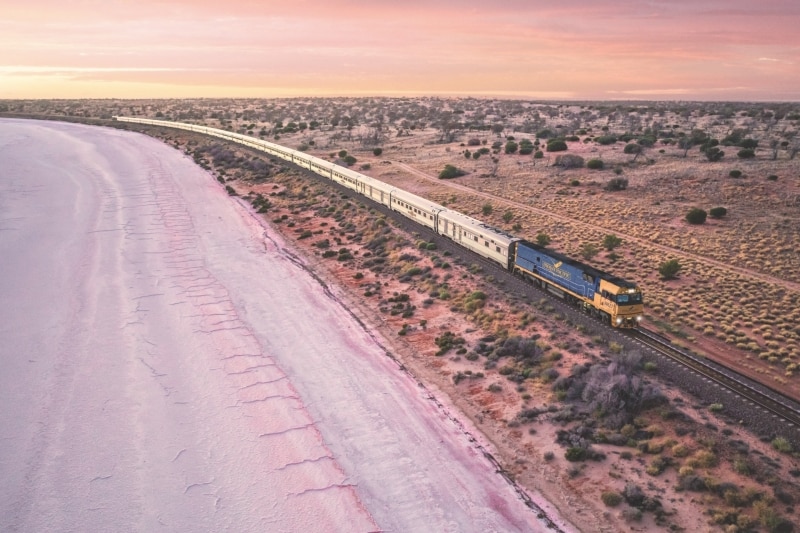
left=485, top=241, right=489, bottom=247
left=496, top=246, right=501, bottom=253
left=474, top=236, right=478, bottom=242
left=624, top=292, right=642, bottom=304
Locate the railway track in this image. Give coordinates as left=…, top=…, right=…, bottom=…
left=148, top=121, right=800, bottom=436
left=280, top=152, right=800, bottom=435
left=629, top=327, right=800, bottom=430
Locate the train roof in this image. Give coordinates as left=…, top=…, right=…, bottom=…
left=391, top=187, right=446, bottom=211
left=440, top=209, right=520, bottom=245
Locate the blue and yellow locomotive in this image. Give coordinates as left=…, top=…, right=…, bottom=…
left=512, top=241, right=643, bottom=328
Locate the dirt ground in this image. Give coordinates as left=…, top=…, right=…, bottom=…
left=7, top=98, right=799, bottom=532
left=234, top=168, right=799, bottom=533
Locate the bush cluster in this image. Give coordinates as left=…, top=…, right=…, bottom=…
left=685, top=208, right=707, bottom=225
left=438, top=164, right=466, bottom=179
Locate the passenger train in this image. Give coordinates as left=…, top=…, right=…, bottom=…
left=114, top=116, right=644, bottom=327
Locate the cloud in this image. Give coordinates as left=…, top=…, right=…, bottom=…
left=2, top=0, right=800, bottom=99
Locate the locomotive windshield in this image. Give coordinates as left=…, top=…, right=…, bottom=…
left=616, top=292, right=643, bottom=305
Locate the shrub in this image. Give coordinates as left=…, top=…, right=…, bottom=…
left=595, top=135, right=618, bottom=145
left=502, top=210, right=513, bottom=223
left=767, top=174, right=779, bottom=181
left=535, top=232, right=551, bottom=246
left=604, top=178, right=628, bottom=191
left=705, top=146, right=725, bottom=161
left=622, top=508, right=643, bottom=523
left=439, top=164, right=466, bottom=179
left=737, top=148, right=755, bottom=159
left=580, top=243, right=599, bottom=260
left=685, top=208, right=707, bottom=224
left=554, top=154, right=584, bottom=168
left=772, top=437, right=793, bottom=453
left=603, top=234, right=622, bottom=251
left=672, top=443, right=690, bottom=458
left=533, top=150, right=544, bottom=159
left=709, top=206, right=727, bottom=218
left=586, top=158, right=604, bottom=170
left=565, top=447, right=587, bottom=462
left=482, top=203, right=493, bottom=216
left=601, top=491, right=623, bottom=507
left=546, top=140, right=568, bottom=152
left=623, top=143, right=642, bottom=154
left=739, top=138, right=758, bottom=149
left=372, top=147, right=383, bottom=156
left=691, top=450, right=718, bottom=468
left=467, top=138, right=481, bottom=146
left=504, top=141, right=518, bottom=154
left=729, top=169, right=743, bottom=178
left=659, top=259, right=682, bottom=280
left=343, top=155, right=357, bottom=166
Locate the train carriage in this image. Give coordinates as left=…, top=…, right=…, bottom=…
left=388, top=188, right=444, bottom=231
left=436, top=209, right=519, bottom=269
left=330, top=165, right=366, bottom=193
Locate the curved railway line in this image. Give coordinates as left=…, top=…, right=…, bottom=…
left=311, top=161, right=800, bottom=435
left=629, top=329, right=800, bottom=430
left=121, top=118, right=800, bottom=438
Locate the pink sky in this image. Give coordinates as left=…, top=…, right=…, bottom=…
left=2, top=0, right=799, bottom=100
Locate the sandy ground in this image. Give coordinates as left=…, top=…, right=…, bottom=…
left=0, top=119, right=572, bottom=532
left=230, top=144, right=800, bottom=532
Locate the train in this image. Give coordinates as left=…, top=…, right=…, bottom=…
left=113, top=116, right=644, bottom=327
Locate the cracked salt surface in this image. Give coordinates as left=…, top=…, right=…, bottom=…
left=0, top=119, right=574, bottom=532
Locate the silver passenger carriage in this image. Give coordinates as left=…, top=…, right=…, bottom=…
left=436, top=209, right=520, bottom=268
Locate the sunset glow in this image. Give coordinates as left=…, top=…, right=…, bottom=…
left=2, top=0, right=799, bottom=100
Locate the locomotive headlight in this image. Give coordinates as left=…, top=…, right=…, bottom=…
left=616, top=317, right=623, bottom=325
left=636, top=315, right=643, bottom=322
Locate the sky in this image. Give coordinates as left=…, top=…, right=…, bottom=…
left=2, top=0, right=799, bottom=101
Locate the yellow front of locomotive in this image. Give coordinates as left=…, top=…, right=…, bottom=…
left=596, top=279, right=644, bottom=328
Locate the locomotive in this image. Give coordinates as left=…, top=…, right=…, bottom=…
left=113, top=116, right=644, bottom=327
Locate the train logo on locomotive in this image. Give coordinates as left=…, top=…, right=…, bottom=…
left=542, top=260, right=572, bottom=281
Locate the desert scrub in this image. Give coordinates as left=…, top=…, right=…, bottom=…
left=600, top=491, right=623, bottom=507
left=687, top=450, right=718, bottom=468
left=771, top=437, right=793, bottom=454
left=487, top=383, right=503, bottom=393
left=434, top=330, right=465, bottom=356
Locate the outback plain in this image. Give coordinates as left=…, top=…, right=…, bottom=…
left=3, top=97, right=800, bottom=532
